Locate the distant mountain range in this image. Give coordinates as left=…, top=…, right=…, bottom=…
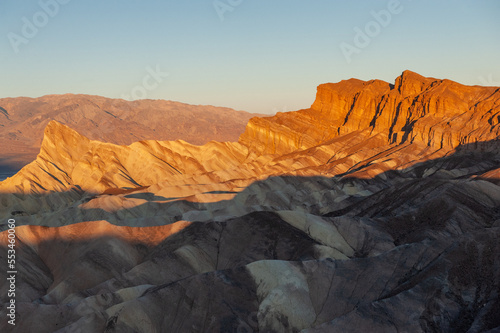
left=0, top=94, right=263, bottom=171
left=1, top=71, right=499, bottom=332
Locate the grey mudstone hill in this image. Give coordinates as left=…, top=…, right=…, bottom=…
left=0, top=71, right=499, bottom=332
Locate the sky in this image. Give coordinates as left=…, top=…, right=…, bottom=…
left=1, top=0, right=499, bottom=114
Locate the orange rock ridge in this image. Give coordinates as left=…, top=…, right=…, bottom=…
left=0, top=70, right=499, bottom=218
left=0, top=71, right=500, bottom=332
left=240, top=70, right=500, bottom=155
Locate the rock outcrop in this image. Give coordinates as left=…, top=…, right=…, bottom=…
left=1, top=71, right=499, bottom=332
left=240, top=70, right=500, bottom=154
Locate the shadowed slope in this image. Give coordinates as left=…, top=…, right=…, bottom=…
left=0, top=170, right=499, bottom=332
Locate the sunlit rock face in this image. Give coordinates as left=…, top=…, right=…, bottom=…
left=0, top=94, right=261, bottom=171
left=1, top=72, right=500, bottom=332
left=240, top=70, right=500, bottom=155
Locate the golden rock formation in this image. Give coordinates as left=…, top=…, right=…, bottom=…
left=240, top=70, right=500, bottom=155
left=0, top=94, right=261, bottom=169
left=1, top=71, right=500, bottom=332
left=1, top=71, right=499, bottom=219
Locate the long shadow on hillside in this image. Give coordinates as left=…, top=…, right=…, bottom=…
left=1, top=140, right=500, bottom=332
left=1, top=198, right=499, bottom=332
left=0, top=139, right=498, bottom=250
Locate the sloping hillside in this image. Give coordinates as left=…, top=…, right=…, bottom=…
left=0, top=94, right=261, bottom=171
left=0, top=71, right=499, bottom=332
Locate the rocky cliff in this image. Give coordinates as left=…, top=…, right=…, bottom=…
left=0, top=71, right=499, bottom=332
left=240, top=70, right=500, bottom=154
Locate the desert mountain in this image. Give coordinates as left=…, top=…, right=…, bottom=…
left=1, top=71, right=499, bottom=332
left=241, top=70, right=500, bottom=155
left=0, top=94, right=261, bottom=171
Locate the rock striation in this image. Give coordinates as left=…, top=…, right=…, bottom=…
left=0, top=71, right=499, bottom=332
left=240, top=70, right=500, bottom=155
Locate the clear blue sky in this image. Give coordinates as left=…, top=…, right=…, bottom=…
left=1, top=0, right=499, bottom=114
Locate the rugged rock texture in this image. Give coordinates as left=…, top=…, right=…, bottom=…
left=0, top=71, right=499, bottom=332
left=240, top=70, right=500, bottom=155
left=0, top=94, right=261, bottom=171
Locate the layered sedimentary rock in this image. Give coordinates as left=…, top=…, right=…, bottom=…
left=240, top=70, right=500, bottom=154
left=1, top=71, right=499, bottom=332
